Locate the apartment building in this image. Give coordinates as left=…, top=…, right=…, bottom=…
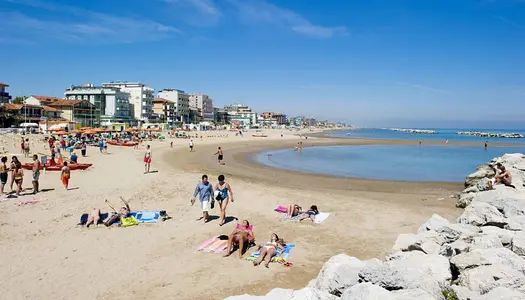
left=0, top=82, right=12, bottom=104
left=65, top=84, right=131, bottom=125
left=261, top=112, right=288, bottom=125
left=152, top=98, right=177, bottom=125
left=103, top=82, right=154, bottom=122
left=48, top=99, right=98, bottom=127
left=189, top=94, right=214, bottom=122
left=157, top=89, right=190, bottom=124
left=224, top=103, right=257, bottom=127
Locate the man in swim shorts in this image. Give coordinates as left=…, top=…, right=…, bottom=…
left=32, top=154, right=40, bottom=194
left=215, top=146, right=224, bottom=165
left=191, top=174, right=214, bottom=224
left=61, top=162, right=70, bottom=190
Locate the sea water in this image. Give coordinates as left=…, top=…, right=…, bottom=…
left=256, top=145, right=525, bottom=182
left=329, top=128, right=525, bottom=144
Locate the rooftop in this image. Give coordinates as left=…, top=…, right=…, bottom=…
left=153, top=97, right=174, bottom=104
left=32, top=95, right=63, bottom=102
left=48, top=99, right=95, bottom=107
left=0, top=82, right=8, bottom=87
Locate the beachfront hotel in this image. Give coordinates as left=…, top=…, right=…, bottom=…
left=157, top=88, right=190, bottom=125
left=224, top=103, right=258, bottom=128
left=103, top=82, right=154, bottom=123
left=189, top=94, right=214, bottom=122
left=152, top=97, right=177, bottom=125
left=65, top=84, right=131, bottom=126
left=0, top=81, right=12, bottom=104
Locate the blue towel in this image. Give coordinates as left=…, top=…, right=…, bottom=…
left=133, top=211, right=160, bottom=223
left=248, top=244, right=296, bottom=261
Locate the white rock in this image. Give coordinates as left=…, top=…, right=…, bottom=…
left=457, top=193, right=475, bottom=208
left=457, top=202, right=508, bottom=228
left=465, top=233, right=504, bottom=250
left=463, top=186, right=479, bottom=194
left=392, top=231, right=445, bottom=254
left=290, top=287, right=339, bottom=300
left=450, top=285, right=480, bottom=300
left=359, top=251, right=451, bottom=295
left=458, top=264, right=525, bottom=294
left=481, top=226, right=516, bottom=246
left=312, top=254, right=365, bottom=296
left=418, top=214, right=450, bottom=233
left=392, top=288, right=437, bottom=300
left=266, top=289, right=294, bottom=299
left=472, top=190, right=525, bottom=212
left=506, top=216, right=525, bottom=231
left=511, top=231, right=525, bottom=256
left=341, top=283, right=396, bottom=300
left=472, top=286, right=525, bottom=300
left=465, top=167, right=495, bottom=187
left=436, top=224, right=481, bottom=243
left=502, top=199, right=525, bottom=218
left=476, top=178, right=491, bottom=192
left=450, top=248, right=525, bottom=274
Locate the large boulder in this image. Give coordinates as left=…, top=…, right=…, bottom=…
left=481, top=226, right=516, bottom=246
left=359, top=251, right=451, bottom=296
left=457, top=202, right=508, bottom=228
left=472, top=190, right=525, bottom=212
left=465, top=165, right=495, bottom=187
left=439, top=233, right=503, bottom=258
left=392, top=288, right=437, bottom=300
left=341, top=283, right=396, bottom=300
left=450, top=248, right=525, bottom=274
left=450, top=285, right=480, bottom=300
left=472, top=286, right=525, bottom=300
left=457, top=264, right=525, bottom=294
left=511, top=231, right=525, bottom=256
left=457, top=193, right=475, bottom=208
left=225, top=288, right=338, bottom=300
left=436, top=224, right=481, bottom=243
left=311, top=254, right=366, bottom=296
left=506, top=216, right=525, bottom=231
left=418, top=214, right=450, bottom=233
left=392, top=231, right=445, bottom=255
left=501, top=199, right=525, bottom=218
left=476, top=178, right=492, bottom=192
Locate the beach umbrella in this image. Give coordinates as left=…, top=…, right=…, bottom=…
left=56, top=131, right=68, bottom=135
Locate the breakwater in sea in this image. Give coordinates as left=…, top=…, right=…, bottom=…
left=227, top=153, right=525, bottom=300
left=456, top=131, right=524, bottom=139
left=384, top=128, right=438, bottom=134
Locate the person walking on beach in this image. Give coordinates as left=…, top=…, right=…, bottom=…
left=191, top=174, right=214, bottom=224
left=61, top=162, right=70, bottom=190
left=32, top=154, right=40, bottom=194
left=189, top=139, right=194, bottom=152
left=99, top=140, right=104, bottom=154
left=214, top=174, right=234, bottom=226
left=144, top=145, right=152, bottom=174
left=215, top=147, right=224, bottom=165
left=9, top=156, right=20, bottom=192
left=13, top=163, right=24, bottom=196
left=0, top=157, right=8, bottom=195
left=81, top=141, right=87, bottom=157
left=24, top=139, right=30, bottom=158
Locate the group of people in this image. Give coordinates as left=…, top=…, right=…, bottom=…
left=0, top=156, right=24, bottom=195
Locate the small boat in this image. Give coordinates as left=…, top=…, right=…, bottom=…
left=21, top=163, right=93, bottom=171
left=107, top=140, right=136, bottom=147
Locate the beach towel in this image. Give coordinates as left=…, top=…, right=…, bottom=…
left=133, top=211, right=160, bottom=223
left=246, top=244, right=295, bottom=262
left=314, top=212, right=331, bottom=224
left=195, top=235, right=229, bottom=254
left=279, top=212, right=331, bottom=224
left=79, top=213, right=110, bottom=225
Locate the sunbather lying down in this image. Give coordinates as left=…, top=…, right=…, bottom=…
left=288, top=204, right=319, bottom=221
left=224, top=220, right=255, bottom=258
left=85, top=198, right=131, bottom=227
left=253, top=233, right=285, bottom=268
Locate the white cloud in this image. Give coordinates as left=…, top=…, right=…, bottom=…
left=227, top=0, right=347, bottom=38
left=1, top=0, right=181, bottom=44
left=162, top=0, right=221, bottom=16
left=395, top=82, right=450, bottom=95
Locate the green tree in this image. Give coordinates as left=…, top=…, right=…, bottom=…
left=13, top=96, right=25, bottom=104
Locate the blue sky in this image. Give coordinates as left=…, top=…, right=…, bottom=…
left=1, top=0, right=524, bottom=128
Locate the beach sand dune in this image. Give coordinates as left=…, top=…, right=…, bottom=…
left=0, top=131, right=461, bottom=300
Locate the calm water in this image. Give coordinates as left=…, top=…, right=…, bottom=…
left=329, top=128, right=525, bottom=144
left=256, top=145, right=525, bottom=182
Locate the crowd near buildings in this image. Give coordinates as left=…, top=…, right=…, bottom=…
left=0, top=80, right=344, bottom=131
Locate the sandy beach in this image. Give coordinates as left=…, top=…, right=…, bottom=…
left=0, top=130, right=462, bottom=300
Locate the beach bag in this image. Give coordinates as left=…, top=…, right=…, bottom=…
left=120, top=215, right=138, bottom=227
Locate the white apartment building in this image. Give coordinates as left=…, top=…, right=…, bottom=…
left=189, top=94, right=214, bottom=122
left=157, top=89, right=190, bottom=124
left=64, top=84, right=131, bottom=125
left=103, top=82, right=154, bottom=122
left=224, top=103, right=258, bottom=126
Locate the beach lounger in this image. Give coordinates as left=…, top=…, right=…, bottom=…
left=246, top=244, right=295, bottom=262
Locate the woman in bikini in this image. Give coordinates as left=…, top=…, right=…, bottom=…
left=299, top=205, right=319, bottom=222
left=104, top=198, right=131, bottom=227
left=253, top=233, right=286, bottom=268
left=13, top=163, right=24, bottom=196
left=215, top=174, right=234, bottom=226
left=224, top=220, right=254, bottom=259
left=9, top=156, right=20, bottom=191
left=0, top=157, right=8, bottom=194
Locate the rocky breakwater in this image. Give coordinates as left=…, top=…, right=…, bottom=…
left=386, top=128, right=438, bottom=134
left=456, top=131, right=524, bottom=139
left=226, top=153, right=525, bottom=300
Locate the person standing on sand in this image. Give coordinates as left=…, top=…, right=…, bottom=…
left=24, top=139, right=30, bottom=158
left=214, top=174, right=234, bottom=226
left=144, top=145, right=152, bottom=174
left=0, top=157, right=8, bottom=195
left=32, top=154, right=40, bottom=194
left=61, top=162, right=70, bottom=190
left=9, top=156, right=20, bottom=192
left=215, top=147, right=224, bottom=165
left=99, top=140, right=104, bottom=154
left=81, top=141, right=87, bottom=157
left=191, top=174, right=214, bottom=224
left=189, top=139, right=194, bottom=152
left=13, top=163, right=24, bottom=196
